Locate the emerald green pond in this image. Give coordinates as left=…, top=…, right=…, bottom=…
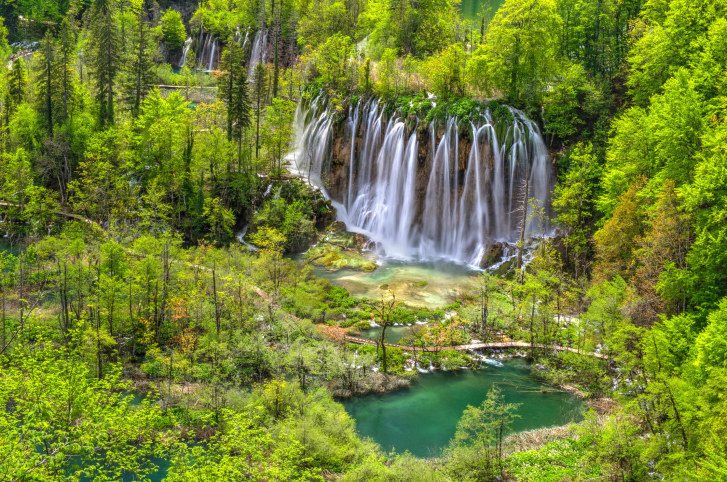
left=358, top=324, right=424, bottom=344
left=460, top=0, right=504, bottom=23
left=342, top=359, right=584, bottom=458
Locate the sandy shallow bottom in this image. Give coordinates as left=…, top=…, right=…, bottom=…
left=313, top=259, right=479, bottom=308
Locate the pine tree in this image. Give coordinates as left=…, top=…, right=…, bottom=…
left=4, top=57, right=27, bottom=134
left=124, top=2, right=156, bottom=118
left=89, top=0, right=121, bottom=128
left=56, top=17, right=78, bottom=124
left=36, top=31, right=55, bottom=136
left=218, top=37, right=253, bottom=169
left=7, top=57, right=26, bottom=109
left=272, top=0, right=280, bottom=98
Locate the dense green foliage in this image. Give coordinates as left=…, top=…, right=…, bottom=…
left=1, top=0, right=727, bottom=479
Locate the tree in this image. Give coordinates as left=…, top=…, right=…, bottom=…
left=631, top=181, right=691, bottom=324
left=36, top=31, right=55, bottom=135
left=251, top=226, right=287, bottom=296
left=425, top=44, right=466, bottom=98
left=69, top=130, right=129, bottom=224
left=377, top=48, right=399, bottom=94
left=678, top=120, right=727, bottom=313
left=600, top=70, right=704, bottom=216
left=542, top=62, right=601, bottom=142
left=296, top=0, right=356, bottom=49
left=626, top=0, right=722, bottom=104
left=313, top=32, right=352, bottom=91
left=474, top=271, right=495, bottom=340
left=364, top=0, right=459, bottom=58
left=0, top=344, right=166, bottom=480
left=160, top=9, right=187, bottom=57
left=552, top=142, right=601, bottom=278
left=593, top=179, right=645, bottom=282
left=370, top=290, right=396, bottom=374
left=203, top=197, right=235, bottom=244
left=0, top=148, right=58, bottom=243
left=262, top=97, right=296, bottom=176
left=5, top=57, right=27, bottom=123
left=166, top=409, right=320, bottom=480
left=89, top=0, right=121, bottom=128
left=0, top=15, right=8, bottom=55
left=448, top=387, right=521, bottom=478
left=473, top=0, right=561, bottom=106
left=217, top=36, right=252, bottom=165
left=55, top=16, right=78, bottom=124
left=124, top=0, right=156, bottom=118
left=556, top=0, right=640, bottom=79
left=691, top=298, right=727, bottom=383
left=583, top=276, right=627, bottom=352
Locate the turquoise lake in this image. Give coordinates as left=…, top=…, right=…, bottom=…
left=342, top=359, right=584, bottom=458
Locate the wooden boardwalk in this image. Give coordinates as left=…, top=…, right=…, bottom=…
left=342, top=335, right=608, bottom=359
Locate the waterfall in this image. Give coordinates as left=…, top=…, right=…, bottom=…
left=178, top=37, right=192, bottom=68
left=197, top=31, right=219, bottom=71
left=291, top=97, right=553, bottom=268
left=208, top=38, right=217, bottom=71
left=241, top=29, right=250, bottom=49
left=248, top=29, right=268, bottom=76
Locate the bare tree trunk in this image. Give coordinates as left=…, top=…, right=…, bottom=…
left=517, top=175, right=530, bottom=273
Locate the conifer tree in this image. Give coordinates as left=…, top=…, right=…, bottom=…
left=3, top=57, right=26, bottom=135
left=56, top=17, right=78, bottom=124
left=36, top=31, right=55, bottom=136
left=124, top=1, right=156, bottom=118
left=7, top=57, right=26, bottom=110
left=89, top=0, right=121, bottom=128
left=218, top=37, right=252, bottom=168
left=272, top=0, right=280, bottom=98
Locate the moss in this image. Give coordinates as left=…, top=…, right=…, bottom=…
left=492, top=259, right=515, bottom=277
left=305, top=243, right=377, bottom=272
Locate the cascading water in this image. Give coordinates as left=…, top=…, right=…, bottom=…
left=248, top=29, right=268, bottom=76
left=197, top=31, right=219, bottom=71
left=291, top=96, right=552, bottom=268
left=208, top=38, right=217, bottom=71
left=242, top=29, right=250, bottom=49
left=178, top=37, right=192, bottom=68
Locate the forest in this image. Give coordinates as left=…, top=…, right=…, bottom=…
left=1, top=0, right=727, bottom=480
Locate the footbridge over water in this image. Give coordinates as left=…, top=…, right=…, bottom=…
left=342, top=335, right=608, bottom=359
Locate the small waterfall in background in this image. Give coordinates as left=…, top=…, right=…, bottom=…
left=197, top=30, right=219, bottom=71
left=207, top=37, right=217, bottom=71
left=248, top=28, right=268, bottom=76
left=291, top=96, right=553, bottom=268
left=178, top=37, right=192, bottom=68
left=241, top=29, right=250, bottom=49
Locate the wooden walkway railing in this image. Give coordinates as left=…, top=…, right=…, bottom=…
left=342, top=335, right=607, bottom=359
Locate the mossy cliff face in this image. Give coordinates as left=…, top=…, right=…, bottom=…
left=324, top=119, right=478, bottom=230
